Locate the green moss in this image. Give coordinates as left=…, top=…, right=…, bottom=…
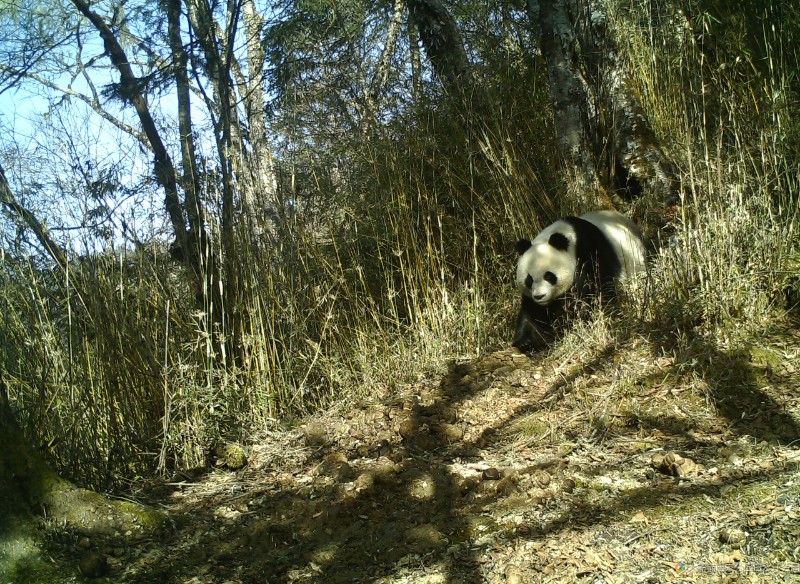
left=0, top=521, right=73, bottom=584
left=1, top=557, right=68, bottom=584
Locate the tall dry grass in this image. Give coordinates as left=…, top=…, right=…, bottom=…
left=1, top=63, right=564, bottom=487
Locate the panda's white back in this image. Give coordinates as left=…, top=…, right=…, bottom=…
left=580, top=210, right=647, bottom=279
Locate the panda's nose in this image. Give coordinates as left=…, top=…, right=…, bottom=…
left=533, top=293, right=545, bottom=301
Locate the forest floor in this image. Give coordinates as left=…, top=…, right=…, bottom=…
left=37, top=317, right=800, bottom=583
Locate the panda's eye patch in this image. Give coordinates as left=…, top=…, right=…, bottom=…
left=524, top=275, right=533, bottom=289
left=549, top=232, right=570, bottom=251
left=544, top=271, right=557, bottom=285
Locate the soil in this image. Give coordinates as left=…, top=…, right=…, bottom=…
left=33, top=319, right=800, bottom=583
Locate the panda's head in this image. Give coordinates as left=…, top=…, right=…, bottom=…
left=515, top=222, right=577, bottom=306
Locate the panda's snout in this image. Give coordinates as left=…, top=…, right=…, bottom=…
left=533, top=293, right=546, bottom=302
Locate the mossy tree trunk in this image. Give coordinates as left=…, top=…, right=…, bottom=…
left=0, top=372, right=166, bottom=577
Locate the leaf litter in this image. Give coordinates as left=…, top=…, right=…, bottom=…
left=40, top=319, right=800, bottom=583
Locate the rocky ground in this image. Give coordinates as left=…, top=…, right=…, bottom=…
left=36, top=319, right=800, bottom=583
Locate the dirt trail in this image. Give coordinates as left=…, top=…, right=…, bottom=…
left=45, top=322, right=800, bottom=583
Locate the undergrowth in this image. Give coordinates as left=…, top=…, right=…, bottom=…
left=0, top=0, right=798, bottom=490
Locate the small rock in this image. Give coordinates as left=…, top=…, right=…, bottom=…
left=482, top=467, right=501, bottom=480
left=719, top=527, right=747, bottom=548
left=78, top=552, right=107, bottom=578
left=303, top=422, right=328, bottom=447
left=435, top=423, right=464, bottom=442
left=397, top=419, right=419, bottom=440
left=352, top=472, right=374, bottom=493
left=315, top=452, right=352, bottom=481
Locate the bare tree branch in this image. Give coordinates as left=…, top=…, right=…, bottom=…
left=0, top=163, right=69, bottom=272
left=68, top=0, right=189, bottom=254
left=0, top=64, right=149, bottom=148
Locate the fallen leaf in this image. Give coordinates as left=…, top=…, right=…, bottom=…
left=630, top=512, right=649, bottom=524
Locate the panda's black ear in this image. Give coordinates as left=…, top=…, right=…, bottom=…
left=515, top=239, right=532, bottom=255
left=548, top=232, right=570, bottom=251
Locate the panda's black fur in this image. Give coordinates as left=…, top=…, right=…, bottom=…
left=512, top=211, right=646, bottom=352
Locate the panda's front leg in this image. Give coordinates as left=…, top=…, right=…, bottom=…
left=512, top=295, right=554, bottom=352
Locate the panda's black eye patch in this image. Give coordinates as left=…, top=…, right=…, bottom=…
left=549, top=232, right=569, bottom=251
left=524, top=275, right=533, bottom=289
left=544, top=271, right=557, bottom=285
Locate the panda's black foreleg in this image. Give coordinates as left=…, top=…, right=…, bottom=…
left=512, top=295, right=554, bottom=353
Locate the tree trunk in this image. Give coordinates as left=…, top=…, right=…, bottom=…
left=408, top=19, right=423, bottom=102
left=369, top=0, right=406, bottom=109
left=166, top=0, right=205, bottom=252
left=185, top=0, right=247, bottom=362
left=242, top=0, right=276, bottom=202
left=528, top=0, right=677, bottom=203
left=405, top=0, right=470, bottom=95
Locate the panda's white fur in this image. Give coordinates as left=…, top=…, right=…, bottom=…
left=513, top=210, right=647, bottom=351
left=580, top=210, right=647, bottom=279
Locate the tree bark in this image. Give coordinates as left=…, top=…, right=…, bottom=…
left=166, top=0, right=205, bottom=248
left=528, top=0, right=677, bottom=202
left=242, top=0, right=275, bottom=200
left=408, top=19, right=423, bottom=102
left=370, top=0, right=406, bottom=106
left=185, top=0, right=247, bottom=361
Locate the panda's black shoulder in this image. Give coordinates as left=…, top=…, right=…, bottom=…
left=561, top=216, right=621, bottom=274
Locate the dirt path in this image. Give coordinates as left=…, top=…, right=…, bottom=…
left=44, top=321, right=800, bottom=583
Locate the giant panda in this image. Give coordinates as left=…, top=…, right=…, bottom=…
left=513, top=210, right=647, bottom=352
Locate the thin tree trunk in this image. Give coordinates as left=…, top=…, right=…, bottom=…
left=242, top=0, right=275, bottom=202
left=408, top=19, right=423, bottom=102
left=369, top=0, right=405, bottom=107
left=69, top=0, right=190, bottom=256
left=185, top=0, right=245, bottom=361
left=166, top=0, right=204, bottom=250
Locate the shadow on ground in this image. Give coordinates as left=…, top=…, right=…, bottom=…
left=71, top=318, right=800, bottom=583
